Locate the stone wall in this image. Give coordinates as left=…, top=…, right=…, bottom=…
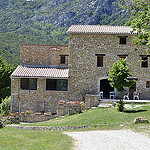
left=68, top=33, right=150, bottom=100
left=20, top=44, right=69, bottom=67
left=11, top=78, right=69, bottom=114
left=7, top=124, right=108, bottom=131
left=57, top=103, right=82, bottom=117
left=85, top=94, right=99, bottom=108
left=18, top=114, right=56, bottom=123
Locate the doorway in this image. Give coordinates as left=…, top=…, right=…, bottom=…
left=129, top=82, right=136, bottom=100
left=100, top=79, right=114, bottom=98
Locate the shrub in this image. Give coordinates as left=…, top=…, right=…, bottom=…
left=116, top=100, right=124, bottom=112
left=0, top=113, right=4, bottom=128
left=58, top=100, right=65, bottom=104
left=0, top=119, right=4, bottom=128
left=0, top=96, right=11, bottom=116
left=34, top=112, right=41, bottom=115
left=26, top=110, right=33, bottom=114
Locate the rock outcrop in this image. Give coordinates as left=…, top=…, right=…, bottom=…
left=31, top=0, right=128, bottom=27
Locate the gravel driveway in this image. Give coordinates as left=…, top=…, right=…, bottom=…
left=64, top=130, right=150, bottom=150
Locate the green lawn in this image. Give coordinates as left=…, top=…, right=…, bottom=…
left=20, top=104, right=150, bottom=130
left=0, top=127, right=73, bottom=150
left=1, top=104, right=150, bottom=149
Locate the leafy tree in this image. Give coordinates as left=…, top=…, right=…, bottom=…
left=0, top=56, right=14, bottom=103
left=108, top=58, right=136, bottom=92
left=0, top=96, right=11, bottom=116
left=121, top=0, right=150, bottom=53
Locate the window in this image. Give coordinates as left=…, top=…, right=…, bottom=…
left=95, top=54, right=105, bottom=67
left=146, top=81, right=150, bottom=88
left=118, top=55, right=128, bottom=59
left=60, top=56, right=65, bottom=64
left=119, top=37, right=127, bottom=44
left=141, top=56, right=148, bottom=68
left=60, top=55, right=69, bottom=64
left=97, top=56, right=103, bottom=67
left=46, top=79, right=68, bottom=91
left=119, top=56, right=126, bottom=59
left=21, top=78, right=37, bottom=90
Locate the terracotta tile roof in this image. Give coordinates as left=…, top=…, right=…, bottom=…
left=67, top=25, right=137, bottom=35
left=11, top=65, right=69, bottom=79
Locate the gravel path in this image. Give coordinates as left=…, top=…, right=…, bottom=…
left=64, top=130, right=150, bottom=150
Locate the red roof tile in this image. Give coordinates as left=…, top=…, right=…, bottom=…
left=11, top=65, right=69, bottom=79
left=67, top=25, right=137, bottom=35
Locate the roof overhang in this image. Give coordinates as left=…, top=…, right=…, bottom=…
left=11, top=65, right=69, bottom=79
left=67, top=25, right=137, bottom=35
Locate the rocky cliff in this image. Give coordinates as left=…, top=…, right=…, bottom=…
left=31, top=0, right=128, bottom=27
left=0, top=0, right=130, bottom=65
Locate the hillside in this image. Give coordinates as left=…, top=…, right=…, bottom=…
left=0, top=0, right=131, bottom=65
left=31, top=0, right=129, bottom=26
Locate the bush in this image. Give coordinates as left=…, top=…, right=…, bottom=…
left=0, top=119, right=4, bottom=128
left=0, top=113, right=4, bottom=128
left=116, top=99, right=124, bottom=112
left=0, top=96, right=11, bottom=116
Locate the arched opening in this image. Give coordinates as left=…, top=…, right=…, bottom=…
left=100, top=79, right=114, bottom=98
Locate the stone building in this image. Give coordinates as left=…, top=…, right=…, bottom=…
left=11, top=25, right=150, bottom=114
left=11, top=45, right=69, bottom=114
left=67, top=25, right=150, bottom=101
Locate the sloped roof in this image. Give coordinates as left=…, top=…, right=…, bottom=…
left=11, top=65, right=69, bottom=79
left=67, top=25, right=137, bottom=35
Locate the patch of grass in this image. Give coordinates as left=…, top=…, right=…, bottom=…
left=1, top=104, right=150, bottom=149
left=0, top=127, right=73, bottom=150
left=20, top=105, right=150, bottom=130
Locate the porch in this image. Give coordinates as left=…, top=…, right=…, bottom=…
left=99, top=99, right=150, bottom=104
left=85, top=93, right=150, bottom=109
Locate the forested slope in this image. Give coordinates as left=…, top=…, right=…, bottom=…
left=0, top=0, right=131, bottom=65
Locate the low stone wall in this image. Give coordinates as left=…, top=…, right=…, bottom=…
left=6, top=124, right=109, bottom=131
left=85, top=94, right=99, bottom=108
left=57, top=104, right=83, bottom=117
left=14, top=114, right=57, bottom=123
left=10, top=103, right=84, bottom=122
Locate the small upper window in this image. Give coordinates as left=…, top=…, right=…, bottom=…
left=119, top=37, right=127, bottom=44
left=141, top=56, right=148, bottom=68
left=21, top=78, right=37, bottom=90
left=118, top=55, right=128, bottom=59
left=119, top=56, right=126, bottom=59
left=146, top=81, right=150, bottom=88
left=97, top=56, right=103, bottom=67
left=95, top=54, right=105, bottom=67
left=60, top=56, right=65, bottom=64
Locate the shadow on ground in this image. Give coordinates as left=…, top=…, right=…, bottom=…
left=124, top=110, right=147, bottom=113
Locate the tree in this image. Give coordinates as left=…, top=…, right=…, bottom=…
left=0, top=96, right=11, bottom=116
left=121, top=0, right=150, bottom=53
left=0, top=56, right=14, bottom=103
left=108, top=58, right=136, bottom=92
